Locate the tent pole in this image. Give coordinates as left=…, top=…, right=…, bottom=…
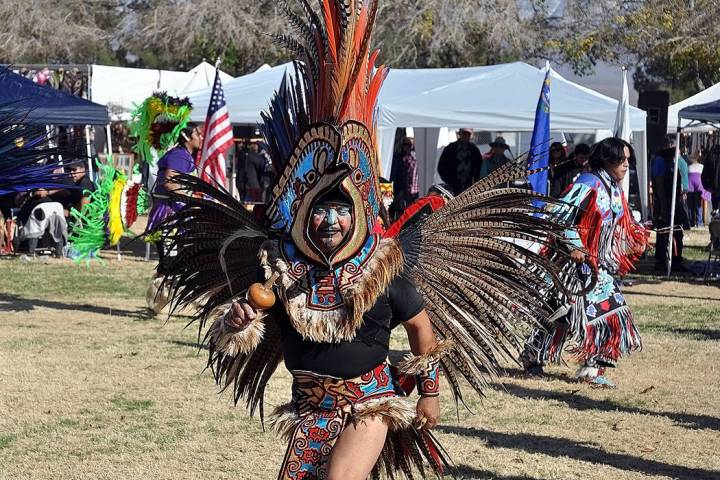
left=105, top=124, right=113, bottom=160
left=85, top=125, right=94, bottom=181
left=640, top=130, right=649, bottom=220
left=666, top=118, right=682, bottom=277
left=231, top=146, right=238, bottom=199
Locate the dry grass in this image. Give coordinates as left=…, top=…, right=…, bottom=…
left=1, top=232, right=719, bottom=480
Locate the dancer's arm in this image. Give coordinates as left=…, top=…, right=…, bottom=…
left=163, top=168, right=185, bottom=195
left=403, top=310, right=441, bottom=430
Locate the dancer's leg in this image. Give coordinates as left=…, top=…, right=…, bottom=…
left=326, top=417, right=388, bottom=480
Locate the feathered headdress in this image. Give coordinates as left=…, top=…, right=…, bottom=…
left=129, top=92, right=193, bottom=163
left=261, top=0, right=388, bottom=266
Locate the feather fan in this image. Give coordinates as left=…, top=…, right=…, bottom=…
left=396, top=156, right=582, bottom=405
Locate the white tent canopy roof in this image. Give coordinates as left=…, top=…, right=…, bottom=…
left=378, top=62, right=646, bottom=132
left=91, top=62, right=233, bottom=120
left=185, top=61, right=648, bottom=218
left=187, top=62, right=292, bottom=124
left=667, top=81, right=720, bottom=132
left=188, top=61, right=646, bottom=131
left=176, top=61, right=234, bottom=95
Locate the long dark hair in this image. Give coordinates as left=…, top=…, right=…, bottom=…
left=589, top=137, right=634, bottom=171
left=178, top=122, right=199, bottom=149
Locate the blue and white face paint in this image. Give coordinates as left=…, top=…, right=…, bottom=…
left=309, top=201, right=354, bottom=255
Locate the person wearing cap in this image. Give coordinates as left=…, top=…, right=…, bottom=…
left=479, top=136, right=511, bottom=180
left=437, top=128, right=483, bottom=195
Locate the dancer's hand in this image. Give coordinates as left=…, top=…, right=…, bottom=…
left=570, top=249, right=586, bottom=264
left=415, top=396, right=440, bottom=430
left=224, top=299, right=256, bottom=330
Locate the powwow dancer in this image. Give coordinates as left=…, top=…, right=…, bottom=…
left=126, top=94, right=199, bottom=312
left=143, top=123, right=203, bottom=252
left=522, top=138, right=648, bottom=387
left=129, top=93, right=196, bottom=246
left=150, top=1, right=576, bottom=478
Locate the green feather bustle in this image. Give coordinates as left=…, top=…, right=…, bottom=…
left=69, top=160, right=123, bottom=262
left=129, top=92, right=193, bottom=164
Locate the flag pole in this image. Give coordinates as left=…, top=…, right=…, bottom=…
left=213, top=56, right=234, bottom=195
left=613, top=66, right=631, bottom=196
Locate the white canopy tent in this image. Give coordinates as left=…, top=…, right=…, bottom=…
left=186, top=61, right=649, bottom=217
left=667, top=81, right=720, bottom=133
left=376, top=62, right=648, bottom=217
left=91, top=62, right=233, bottom=120
left=187, top=62, right=293, bottom=123
left=666, top=99, right=720, bottom=276
left=176, top=61, right=234, bottom=95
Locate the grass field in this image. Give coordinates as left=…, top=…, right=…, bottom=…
left=1, top=228, right=719, bottom=480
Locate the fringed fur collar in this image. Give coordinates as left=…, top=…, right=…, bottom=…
left=260, top=237, right=404, bottom=343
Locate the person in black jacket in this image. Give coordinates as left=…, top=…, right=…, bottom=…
left=237, top=140, right=269, bottom=204
left=437, top=128, right=482, bottom=195
left=701, top=145, right=720, bottom=212
left=652, top=139, right=689, bottom=272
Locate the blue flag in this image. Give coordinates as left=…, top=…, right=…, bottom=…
left=527, top=69, right=551, bottom=194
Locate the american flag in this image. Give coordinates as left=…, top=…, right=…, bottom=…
left=198, top=69, right=233, bottom=187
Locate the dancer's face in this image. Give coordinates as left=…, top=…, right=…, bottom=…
left=308, top=201, right=353, bottom=253
left=185, top=127, right=204, bottom=151
left=607, top=146, right=630, bottom=182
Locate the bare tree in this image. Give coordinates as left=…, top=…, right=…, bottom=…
left=0, top=0, right=115, bottom=63
left=4, top=0, right=717, bottom=99
left=118, top=0, right=289, bottom=72
left=373, top=0, right=541, bottom=67
left=121, top=0, right=544, bottom=72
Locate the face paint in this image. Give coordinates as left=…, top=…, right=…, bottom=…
left=309, top=203, right=354, bottom=254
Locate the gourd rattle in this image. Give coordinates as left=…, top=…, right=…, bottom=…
left=246, top=272, right=280, bottom=310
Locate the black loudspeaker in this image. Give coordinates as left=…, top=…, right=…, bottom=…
left=638, top=90, right=670, bottom=156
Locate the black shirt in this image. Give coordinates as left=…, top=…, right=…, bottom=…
left=437, top=140, right=483, bottom=195
left=66, top=175, right=95, bottom=211
left=278, top=274, right=425, bottom=379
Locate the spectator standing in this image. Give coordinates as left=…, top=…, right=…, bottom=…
left=687, top=154, right=710, bottom=227
left=651, top=136, right=689, bottom=272
left=478, top=136, right=511, bottom=180
left=437, top=128, right=483, bottom=195
left=549, top=141, right=567, bottom=170
left=701, top=145, right=720, bottom=211
left=550, top=143, right=590, bottom=197
left=237, top=140, right=269, bottom=204
left=389, top=136, right=419, bottom=215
